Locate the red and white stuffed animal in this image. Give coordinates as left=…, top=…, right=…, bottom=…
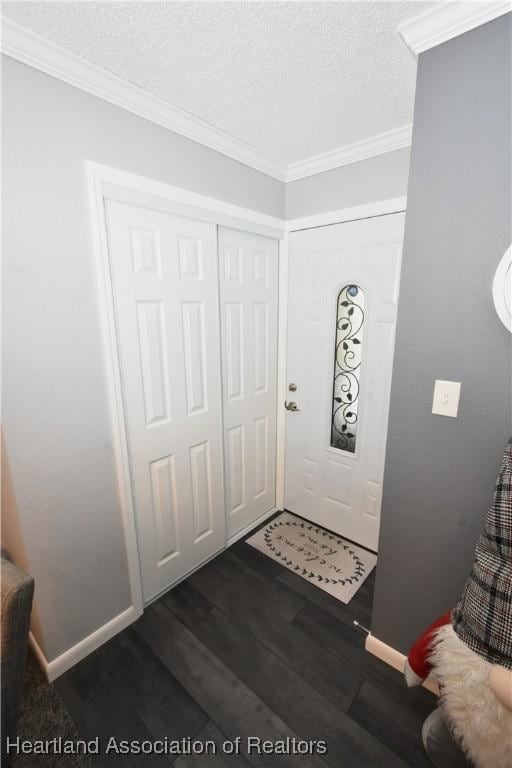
left=404, top=611, right=452, bottom=688
left=404, top=440, right=512, bottom=768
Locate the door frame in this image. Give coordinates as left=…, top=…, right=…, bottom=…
left=88, top=159, right=405, bottom=620
left=87, top=161, right=286, bottom=617
left=286, top=197, right=407, bottom=233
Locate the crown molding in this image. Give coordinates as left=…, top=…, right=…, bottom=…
left=2, top=17, right=413, bottom=183
left=284, top=125, right=412, bottom=182
left=398, top=0, right=512, bottom=57
left=1, top=18, right=288, bottom=181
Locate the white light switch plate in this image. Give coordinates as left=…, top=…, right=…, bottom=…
left=432, top=380, right=461, bottom=418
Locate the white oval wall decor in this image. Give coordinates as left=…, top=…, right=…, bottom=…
left=493, top=246, right=512, bottom=332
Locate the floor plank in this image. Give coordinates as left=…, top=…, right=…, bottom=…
left=293, top=599, right=436, bottom=721
left=277, top=560, right=374, bottom=629
left=293, top=599, right=385, bottom=670
left=173, top=722, right=252, bottom=768
left=162, top=589, right=409, bottom=768
left=55, top=533, right=435, bottom=768
left=55, top=654, right=169, bottom=767
left=230, top=539, right=286, bottom=581
left=235, top=537, right=375, bottom=631
left=348, top=678, right=434, bottom=768
left=196, top=548, right=305, bottom=622
left=134, top=601, right=329, bottom=768
left=95, top=628, right=208, bottom=742
left=171, top=567, right=362, bottom=712
left=292, top=599, right=436, bottom=704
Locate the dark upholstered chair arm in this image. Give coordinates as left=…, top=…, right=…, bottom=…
left=1, top=556, right=35, bottom=759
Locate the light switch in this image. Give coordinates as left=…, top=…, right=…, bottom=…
left=432, top=380, right=461, bottom=418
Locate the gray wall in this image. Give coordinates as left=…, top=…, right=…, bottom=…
left=2, top=56, right=284, bottom=662
left=372, top=15, right=512, bottom=653
left=284, top=147, right=410, bottom=219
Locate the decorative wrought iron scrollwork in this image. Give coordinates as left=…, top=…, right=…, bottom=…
left=330, top=284, right=365, bottom=453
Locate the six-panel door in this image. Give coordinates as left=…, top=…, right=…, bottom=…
left=218, top=227, right=278, bottom=538
left=105, top=200, right=226, bottom=602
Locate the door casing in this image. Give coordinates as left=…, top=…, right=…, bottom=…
left=89, top=160, right=406, bottom=622
left=88, top=161, right=286, bottom=621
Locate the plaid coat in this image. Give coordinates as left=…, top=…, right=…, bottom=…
left=452, top=438, right=512, bottom=669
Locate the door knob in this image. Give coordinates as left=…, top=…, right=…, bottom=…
left=285, top=401, right=301, bottom=412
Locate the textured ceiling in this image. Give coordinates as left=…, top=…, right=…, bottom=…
left=2, top=1, right=435, bottom=165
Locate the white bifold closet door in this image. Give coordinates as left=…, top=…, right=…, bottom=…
left=105, top=200, right=226, bottom=603
left=218, top=228, right=278, bottom=538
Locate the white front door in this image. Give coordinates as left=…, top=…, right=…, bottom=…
left=218, top=228, right=279, bottom=539
left=284, top=213, right=405, bottom=551
left=105, top=200, right=225, bottom=602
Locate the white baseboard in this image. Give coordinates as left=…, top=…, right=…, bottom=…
left=27, top=510, right=278, bottom=682
left=28, top=630, right=50, bottom=676
left=29, top=605, right=139, bottom=682
left=226, top=507, right=278, bottom=547
left=365, top=633, right=439, bottom=695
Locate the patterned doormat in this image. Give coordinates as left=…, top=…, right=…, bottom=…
left=247, top=511, right=377, bottom=604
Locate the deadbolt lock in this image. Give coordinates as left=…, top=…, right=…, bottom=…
left=288, top=382, right=297, bottom=392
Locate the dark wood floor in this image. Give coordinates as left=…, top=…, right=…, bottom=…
left=56, top=528, right=435, bottom=767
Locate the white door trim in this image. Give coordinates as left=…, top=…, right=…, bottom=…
left=88, top=163, right=406, bottom=671
left=286, top=196, right=407, bottom=233
left=87, top=160, right=287, bottom=624
left=89, top=162, right=285, bottom=239
left=88, top=164, right=145, bottom=621
left=276, top=236, right=289, bottom=510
